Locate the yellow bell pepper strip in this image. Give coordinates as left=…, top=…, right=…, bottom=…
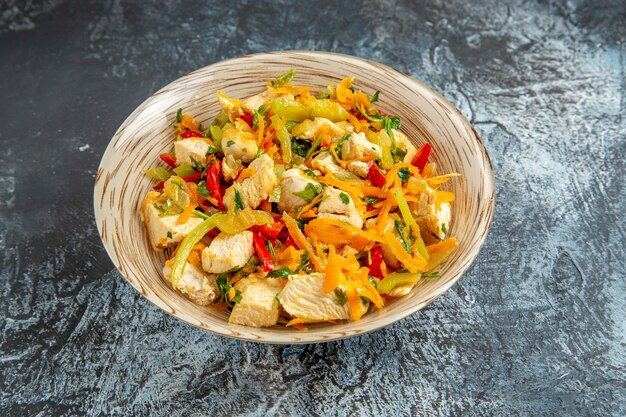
left=425, top=237, right=458, bottom=272
left=378, top=271, right=422, bottom=295
left=270, top=114, right=292, bottom=164
left=282, top=213, right=324, bottom=272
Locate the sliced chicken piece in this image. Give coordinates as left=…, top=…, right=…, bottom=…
left=163, top=262, right=218, bottom=306
left=223, top=154, right=278, bottom=210
left=318, top=187, right=363, bottom=229
left=291, top=117, right=347, bottom=142
left=341, top=132, right=382, bottom=160
left=229, top=276, right=283, bottom=327
left=277, top=168, right=322, bottom=213
left=221, top=154, right=243, bottom=182
left=174, top=138, right=213, bottom=167
left=241, top=89, right=275, bottom=114
left=311, top=152, right=354, bottom=178
left=278, top=273, right=367, bottom=320
left=410, top=187, right=451, bottom=241
left=221, top=127, right=258, bottom=163
left=141, top=191, right=204, bottom=250
left=346, top=160, right=372, bottom=178
left=392, top=129, right=418, bottom=164
left=201, top=231, right=254, bottom=274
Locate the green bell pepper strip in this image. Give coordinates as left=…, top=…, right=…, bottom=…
left=393, top=188, right=429, bottom=260
left=144, top=167, right=171, bottom=182
left=173, top=164, right=196, bottom=178
left=171, top=210, right=274, bottom=288
left=378, top=271, right=422, bottom=294
left=271, top=114, right=292, bottom=164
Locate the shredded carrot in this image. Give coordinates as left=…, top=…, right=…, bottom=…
left=329, top=144, right=348, bottom=168
left=344, top=154, right=376, bottom=164
left=324, top=245, right=342, bottom=293
left=227, top=287, right=236, bottom=301
left=259, top=199, right=272, bottom=213
left=361, top=186, right=387, bottom=198
left=318, top=174, right=364, bottom=198
left=181, top=114, right=199, bottom=131
left=286, top=318, right=337, bottom=327
left=298, top=192, right=325, bottom=218
left=383, top=232, right=427, bottom=273
left=256, top=112, right=265, bottom=145
left=364, top=208, right=381, bottom=218
left=427, top=173, right=461, bottom=187
left=304, top=218, right=383, bottom=251
left=425, top=237, right=458, bottom=272
left=283, top=213, right=324, bottom=272
left=376, top=197, right=394, bottom=234
left=236, top=167, right=256, bottom=183
left=384, top=163, right=421, bottom=190
left=178, top=203, right=198, bottom=224
left=346, top=285, right=363, bottom=321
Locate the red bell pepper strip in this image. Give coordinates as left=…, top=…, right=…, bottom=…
left=251, top=217, right=285, bottom=239
left=283, top=234, right=297, bottom=249
left=366, top=245, right=384, bottom=279
left=368, top=164, right=386, bottom=188
left=252, top=232, right=274, bottom=272
left=204, top=156, right=225, bottom=210
left=160, top=153, right=177, bottom=168
left=411, top=143, right=432, bottom=174
left=181, top=130, right=203, bottom=138
left=152, top=172, right=202, bottom=190
left=240, top=114, right=254, bottom=128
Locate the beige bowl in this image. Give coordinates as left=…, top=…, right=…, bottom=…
left=94, top=51, right=495, bottom=343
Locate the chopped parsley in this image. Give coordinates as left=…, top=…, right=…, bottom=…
left=335, top=134, right=351, bottom=155
left=172, top=180, right=185, bottom=191
left=369, top=90, right=380, bottom=103
left=291, top=138, right=312, bottom=158
left=334, top=288, right=348, bottom=305
left=293, top=183, right=323, bottom=203
left=205, top=146, right=219, bottom=156
left=395, top=219, right=412, bottom=253
left=398, top=167, right=411, bottom=184
left=294, top=252, right=310, bottom=273
left=257, top=104, right=270, bottom=116
left=176, top=108, right=183, bottom=123
left=189, top=155, right=203, bottom=171
left=339, top=192, right=350, bottom=204
left=303, top=169, right=317, bottom=178
left=234, top=189, right=244, bottom=211
left=304, top=134, right=322, bottom=159
left=166, top=231, right=173, bottom=239
left=422, top=271, right=440, bottom=278
left=267, top=267, right=293, bottom=278
left=196, top=180, right=210, bottom=197
left=441, top=223, right=448, bottom=234
left=252, top=111, right=259, bottom=130
left=226, top=140, right=235, bottom=147
left=271, top=69, right=296, bottom=87
left=216, top=274, right=241, bottom=306
left=364, top=196, right=380, bottom=206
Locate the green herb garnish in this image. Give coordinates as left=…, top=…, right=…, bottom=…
left=176, top=108, right=183, bottom=123
left=293, top=183, right=323, bottom=203
left=339, top=192, right=350, bottom=204
left=271, top=69, right=296, bottom=87
left=398, top=167, right=411, bottom=184
left=234, top=189, right=244, bottom=211
left=335, top=288, right=348, bottom=305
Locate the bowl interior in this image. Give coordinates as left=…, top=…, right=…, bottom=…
left=94, top=51, right=495, bottom=343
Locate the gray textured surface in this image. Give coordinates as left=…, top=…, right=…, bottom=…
left=1, top=0, right=625, bottom=415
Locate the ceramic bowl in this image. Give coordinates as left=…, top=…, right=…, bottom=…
left=94, top=51, right=495, bottom=343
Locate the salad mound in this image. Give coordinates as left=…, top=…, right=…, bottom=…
left=140, top=70, right=459, bottom=328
